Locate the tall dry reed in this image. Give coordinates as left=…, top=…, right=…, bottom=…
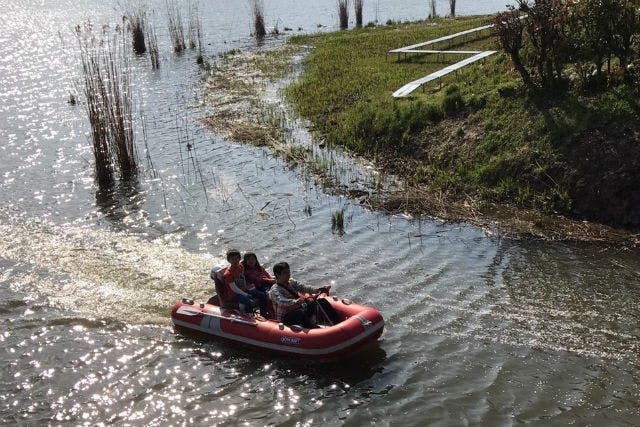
left=338, top=0, right=349, bottom=30
left=187, top=0, right=203, bottom=50
left=252, top=0, right=266, bottom=40
left=76, top=25, right=137, bottom=186
left=354, top=0, right=363, bottom=28
left=167, top=0, right=186, bottom=52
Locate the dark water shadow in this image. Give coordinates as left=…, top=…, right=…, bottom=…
left=277, top=341, right=388, bottom=384
left=95, top=177, right=145, bottom=226
left=173, top=327, right=388, bottom=385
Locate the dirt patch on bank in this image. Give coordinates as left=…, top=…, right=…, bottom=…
left=561, top=127, right=640, bottom=230
left=373, top=186, right=636, bottom=244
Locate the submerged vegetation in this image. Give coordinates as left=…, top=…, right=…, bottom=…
left=199, top=45, right=390, bottom=218
left=285, top=15, right=640, bottom=233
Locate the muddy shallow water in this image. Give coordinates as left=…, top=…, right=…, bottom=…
left=1, top=1, right=639, bottom=425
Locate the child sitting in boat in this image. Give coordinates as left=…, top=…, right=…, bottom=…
left=223, top=249, right=267, bottom=316
left=242, top=252, right=276, bottom=292
left=268, top=261, right=339, bottom=327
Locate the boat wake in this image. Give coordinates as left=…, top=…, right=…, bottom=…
left=0, top=217, right=217, bottom=324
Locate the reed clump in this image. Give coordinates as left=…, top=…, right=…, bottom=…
left=338, top=0, right=349, bottom=30
left=126, top=8, right=147, bottom=54
left=167, top=0, right=186, bottom=52
left=76, top=24, right=137, bottom=187
left=252, top=0, right=267, bottom=40
left=354, top=0, right=363, bottom=28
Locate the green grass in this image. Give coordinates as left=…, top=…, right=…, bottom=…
left=287, top=17, right=491, bottom=135
left=285, top=18, right=640, bottom=226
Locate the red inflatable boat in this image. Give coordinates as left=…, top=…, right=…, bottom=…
left=171, top=295, right=384, bottom=358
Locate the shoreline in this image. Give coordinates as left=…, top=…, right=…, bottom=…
left=199, top=31, right=640, bottom=247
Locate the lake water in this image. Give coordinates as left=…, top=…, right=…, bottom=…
left=1, top=0, right=639, bottom=425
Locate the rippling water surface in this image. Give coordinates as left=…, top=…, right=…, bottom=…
left=1, top=1, right=639, bottom=426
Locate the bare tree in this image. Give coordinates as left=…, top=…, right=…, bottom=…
left=518, top=0, right=571, bottom=85
left=429, top=0, right=437, bottom=19
left=492, top=7, right=532, bottom=88
left=449, top=0, right=456, bottom=17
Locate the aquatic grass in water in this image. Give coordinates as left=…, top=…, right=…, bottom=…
left=76, top=24, right=137, bottom=187
left=303, top=204, right=312, bottom=216
left=271, top=20, right=280, bottom=36
left=331, top=208, right=345, bottom=234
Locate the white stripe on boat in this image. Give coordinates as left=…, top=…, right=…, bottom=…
left=172, top=317, right=384, bottom=356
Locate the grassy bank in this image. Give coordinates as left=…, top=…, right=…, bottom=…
left=285, top=17, right=640, bottom=234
